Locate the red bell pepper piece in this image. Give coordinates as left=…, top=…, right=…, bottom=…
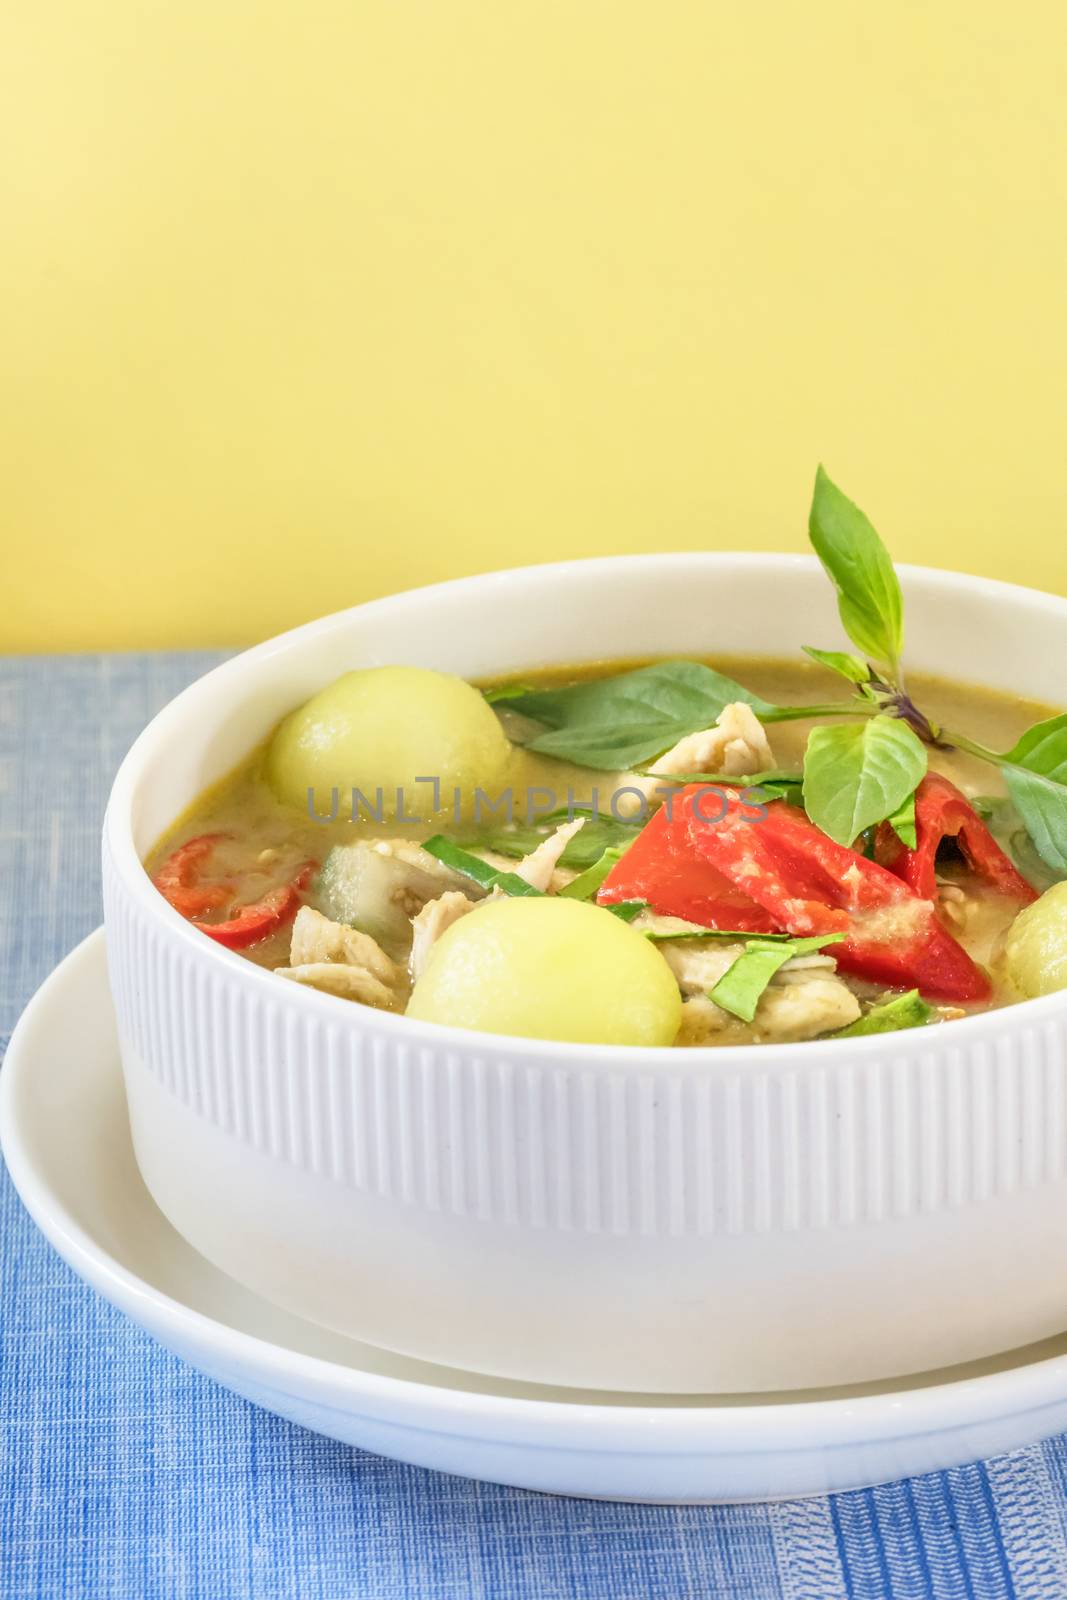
left=601, top=786, right=990, bottom=1002
left=597, top=792, right=777, bottom=934
left=876, top=772, right=1037, bottom=905
left=153, top=836, right=316, bottom=949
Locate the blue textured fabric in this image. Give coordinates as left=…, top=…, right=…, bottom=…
left=3, top=653, right=1067, bottom=1600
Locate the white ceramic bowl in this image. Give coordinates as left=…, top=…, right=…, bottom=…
left=102, top=554, right=1067, bottom=1394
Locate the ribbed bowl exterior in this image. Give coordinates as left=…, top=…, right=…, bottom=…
left=104, top=837, right=1067, bottom=1239
left=100, top=555, right=1067, bottom=1391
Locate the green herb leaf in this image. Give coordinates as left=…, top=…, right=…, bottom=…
left=638, top=768, right=804, bottom=802
left=802, top=645, right=872, bottom=686
left=972, top=793, right=1067, bottom=891
left=808, top=466, right=904, bottom=673
left=482, top=681, right=538, bottom=704
left=502, top=660, right=780, bottom=771
left=1000, top=713, right=1067, bottom=874
left=708, top=933, right=845, bottom=1023
left=421, top=835, right=543, bottom=897
left=802, top=715, right=927, bottom=846
left=885, top=787, right=918, bottom=850
left=458, top=807, right=641, bottom=869
left=603, top=899, right=647, bottom=922
left=559, top=845, right=629, bottom=900
left=830, top=990, right=934, bottom=1038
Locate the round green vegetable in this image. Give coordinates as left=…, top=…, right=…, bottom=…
left=266, top=666, right=512, bottom=823
left=1002, top=881, right=1067, bottom=999
left=406, top=896, right=682, bottom=1047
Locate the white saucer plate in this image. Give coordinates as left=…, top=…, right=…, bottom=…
left=5, top=930, right=1067, bottom=1504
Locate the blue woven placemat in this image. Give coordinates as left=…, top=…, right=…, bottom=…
left=3, top=652, right=1067, bottom=1600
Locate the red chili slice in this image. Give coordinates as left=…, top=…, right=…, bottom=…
left=601, top=786, right=991, bottom=1002
left=152, top=833, right=233, bottom=917
left=875, top=772, right=1038, bottom=905
left=153, top=836, right=316, bottom=949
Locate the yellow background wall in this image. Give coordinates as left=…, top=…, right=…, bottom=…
left=3, top=3, right=1067, bottom=651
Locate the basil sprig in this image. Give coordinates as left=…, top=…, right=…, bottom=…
left=496, top=660, right=857, bottom=773
left=802, top=469, right=1067, bottom=871
left=481, top=465, right=1067, bottom=877
left=808, top=465, right=904, bottom=677
left=708, top=934, right=845, bottom=1023
left=802, top=716, right=927, bottom=847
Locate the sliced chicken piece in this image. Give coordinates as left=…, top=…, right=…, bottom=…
left=289, top=905, right=400, bottom=986
left=410, top=889, right=475, bottom=981
left=615, top=702, right=775, bottom=816
left=660, top=938, right=746, bottom=995
left=275, top=906, right=401, bottom=1009
left=664, top=936, right=860, bottom=1044
left=673, top=968, right=861, bottom=1046
left=513, top=818, right=585, bottom=892
left=675, top=996, right=740, bottom=1046
left=650, top=701, right=775, bottom=780
left=276, top=963, right=397, bottom=1008
left=753, top=973, right=861, bottom=1039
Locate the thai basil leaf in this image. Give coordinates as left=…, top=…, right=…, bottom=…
left=808, top=466, right=904, bottom=672
left=708, top=933, right=844, bottom=1023
left=802, top=715, right=927, bottom=846
left=421, top=836, right=543, bottom=897
left=885, top=788, right=918, bottom=850
left=830, top=990, right=933, bottom=1038
left=459, top=807, right=641, bottom=869
left=502, top=660, right=779, bottom=771
left=1001, top=713, right=1067, bottom=874
left=423, top=834, right=644, bottom=917
left=747, top=777, right=806, bottom=808
left=559, top=845, right=629, bottom=900
left=973, top=793, right=1067, bottom=891
left=802, top=645, right=871, bottom=685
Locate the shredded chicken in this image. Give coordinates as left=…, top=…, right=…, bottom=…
left=650, top=701, right=774, bottom=780
left=659, top=934, right=861, bottom=1044
left=674, top=969, right=861, bottom=1046
left=410, top=889, right=475, bottom=980
left=660, top=939, right=745, bottom=994
left=512, top=818, right=585, bottom=892
left=617, top=702, right=775, bottom=815
left=288, top=906, right=399, bottom=984
left=936, top=879, right=974, bottom=932
left=275, top=906, right=400, bottom=1009
left=276, top=963, right=397, bottom=1008
left=752, top=975, right=860, bottom=1039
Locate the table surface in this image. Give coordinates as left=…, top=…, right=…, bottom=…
left=4, top=652, right=1067, bottom=1600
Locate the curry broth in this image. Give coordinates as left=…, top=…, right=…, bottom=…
left=144, top=657, right=1060, bottom=1003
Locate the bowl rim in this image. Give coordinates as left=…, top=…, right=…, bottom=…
left=104, top=550, right=1067, bottom=1067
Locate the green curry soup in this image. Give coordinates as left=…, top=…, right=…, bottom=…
left=145, top=654, right=1063, bottom=1048
left=143, top=471, right=1067, bottom=1047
